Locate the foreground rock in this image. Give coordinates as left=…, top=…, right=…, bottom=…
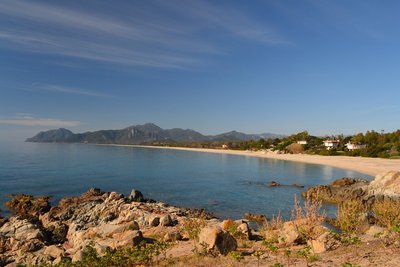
left=198, top=226, right=237, bottom=255
left=0, top=188, right=215, bottom=266
left=303, top=171, right=400, bottom=205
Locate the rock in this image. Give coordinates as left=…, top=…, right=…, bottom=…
left=14, top=221, right=43, bottom=241
left=148, top=216, right=160, bottom=227
left=131, top=230, right=143, bottom=246
left=20, top=239, right=43, bottom=252
left=198, top=226, right=237, bottom=255
left=302, top=179, right=369, bottom=203
left=163, top=231, right=183, bottom=242
left=267, top=181, right=281, bottom=187
left=243, top=213, right=268, bottom=224
left=43, top=245, right=64, bottom=259
left=365, top=225, right=386, bottom=237
left=129, top=189, right=144, bottom=202
left=368, top=171, right=400, bottom=199
left=308, top=232, right=332, bottom=254
left=279, top=221, right=303, bottom=245
left=71, top=250, right=83, bottom=262
left=93, top=223, right=132, bottom=237
left=237, top=223, right=250, bottom=239
left=309, top=239, right=326, bottom=253
left=160, top=214, right=173, bottom=227
left=130, top=221, right=140, bottom=230
left=108, top=192, right=121, bottom=201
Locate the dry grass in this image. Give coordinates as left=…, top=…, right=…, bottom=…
left=335, top=200, right=366, bottom=235
left=260, top=212, right=284, bottom=241
left=181, top=216, right=207, bottom=241
left=291, top=193, right=326, bottom=240
left=372, top=200, right=400, bottom=229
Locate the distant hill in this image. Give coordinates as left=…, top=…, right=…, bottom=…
left=26, top=123, right=284, bottom=144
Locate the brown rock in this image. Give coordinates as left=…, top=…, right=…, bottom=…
left=198, top=226, right=237, bottom=255
left=237, top=223, right=250, bottom=239
left=160, top=214, right=173, bottom=226
left=279, top=221, right=303, bottom=245
left=163, top=231, right=183, bottom=242
left=148, top=216, right=160, bottom=227
left=43, top=245, right=64, bottom=259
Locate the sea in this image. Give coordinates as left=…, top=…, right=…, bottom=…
left=0, top=141, right=372, bottom=219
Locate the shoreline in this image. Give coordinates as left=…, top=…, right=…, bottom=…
left=97, top=144, right=400, bottom=176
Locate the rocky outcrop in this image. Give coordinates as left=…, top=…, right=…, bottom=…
left=303, top=171, right=400, bottom=205
left=302, top=178, right=369, bottom=203
left=368, top=171, right=400, bottom=200
left=0, top=188, right=217, bottom=266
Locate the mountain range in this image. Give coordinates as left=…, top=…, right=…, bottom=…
left=26, top=123, right=284, bottom=144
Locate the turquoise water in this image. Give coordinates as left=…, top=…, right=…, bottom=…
left=0, top=142, right=371, bottom=219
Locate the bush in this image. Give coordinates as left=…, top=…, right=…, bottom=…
left=292, top=194, right=326, bottom=241
left=334, top=200, right=366, bottom=235
left=182, top=216, right=206, bottom=241
left=372, top=200, right=400, bottom=229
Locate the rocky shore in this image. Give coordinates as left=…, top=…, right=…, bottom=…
left=303, top=170, right=400, bottom=205
left=1, top=171, right=400, bottom=266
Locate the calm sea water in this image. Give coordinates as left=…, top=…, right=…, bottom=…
left=0, top=142, right=371, bottom=219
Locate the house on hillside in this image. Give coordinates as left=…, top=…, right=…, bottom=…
left=323, top=139, right=340, bottom=150
left=297, top=140, right=308, bottom=145
left=346, top=142, right=366, bottom=151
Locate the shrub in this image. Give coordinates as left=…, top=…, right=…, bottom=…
left=292, top=194, right=326, bottom=241
left=372, top=200, right=400, bottom=229
left=181, top=216, right=206, bottom=241
left=334, top=200, right=366, bottom=235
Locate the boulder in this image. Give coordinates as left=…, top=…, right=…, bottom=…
left=198, top=226, right=237, bottom=255
left=308, top=232, right=332, bottom=254
left=237, top=223, right=250, bottom=239
left=160, top=214, right=173, bottom=227
left=108, top=192, right=121, bottom=201
left=365, top=225, right=386, bottom=237
left=279, top=221, right=303, bottom=245
left=368, top=171, right=400, bottom=199
left=148, top=216, right=160, bottom=227
left=43, top=245, right=64, bottom=259
left=129, top=189, right=144, bottom=202
left=163, top=231, right=183, bottom=242
left=243, top=213, right=268, bottom=224
left=14, top=221, right=43, bottom=241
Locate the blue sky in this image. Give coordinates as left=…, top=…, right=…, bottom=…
left=1, top=0, right=400, bottom=141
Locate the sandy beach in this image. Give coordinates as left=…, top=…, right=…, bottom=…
left=109, top=145, right=400, bottom=177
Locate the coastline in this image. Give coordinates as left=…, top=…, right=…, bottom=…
left=99, top=144, right=400, bottom=176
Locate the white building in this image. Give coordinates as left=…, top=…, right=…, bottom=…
left=297, top=140, right=308, bottom=145
left=323, top=140, right=340, bottom=150
left=346, top=142, right=366, bottom=151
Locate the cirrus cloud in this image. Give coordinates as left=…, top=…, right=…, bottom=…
left=0, top=114, right=81, bottom=127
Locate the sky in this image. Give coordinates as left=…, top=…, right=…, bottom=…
left=1, top=0, right=400, bottom=141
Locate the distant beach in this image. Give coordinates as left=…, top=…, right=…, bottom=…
left=109, top=145, right=400, bottom=176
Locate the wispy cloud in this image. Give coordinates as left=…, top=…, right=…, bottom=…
left=38, top=84, right=113, bottom=98
left=0, top=0, right=287, bottom=69
left=162, top=1, right=290, bottom=45
left=0, top=114, right=81, bottom=127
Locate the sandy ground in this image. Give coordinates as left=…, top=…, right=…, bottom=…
left=104, top=145, right=400, bottom=177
